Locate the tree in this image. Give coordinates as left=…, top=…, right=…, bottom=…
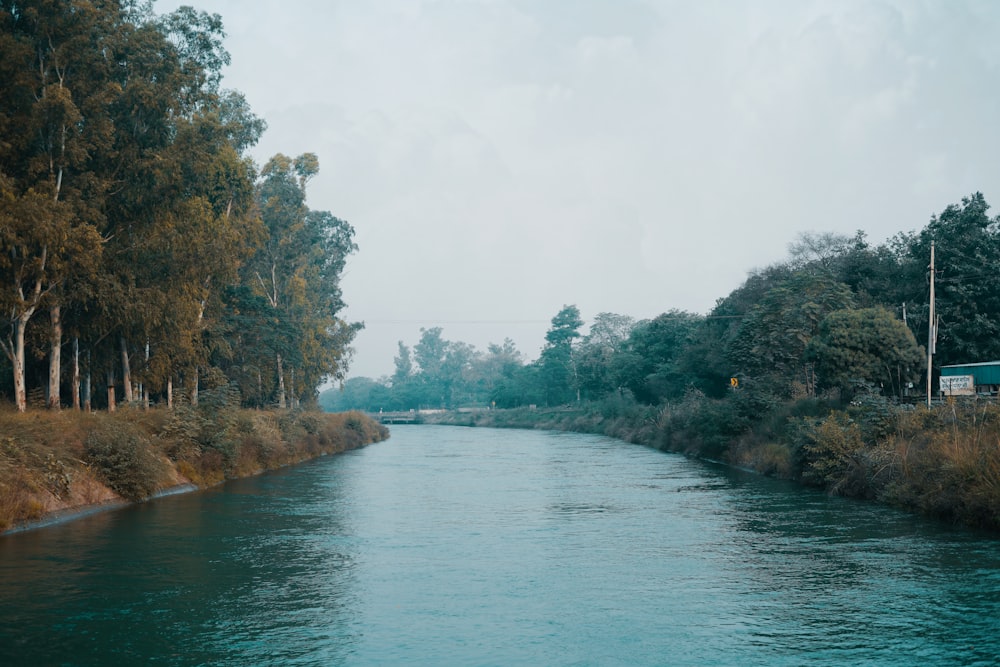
left=414, top=327, right=447, bottom=378
left=729, top=273, right=855, bottom=397
left=806, top=307, right=924, bottom=396
left=0, top=2, right=355, bottom=412
left=539, top=305, right=583, bottom=405
left=575, top=313, right=635, bottom=400
left=245, top=153, right=358, bottom=407
left=787, top=231, right=853, bottom=272
left=902, top=193, right=1000, bottom=367
left=0, top=185, right=75, bottom=410
left=393, top=342, right=413, bottom=385
left=616, top=310, right=701, bottom=404
left=0, top=1, right=112, bottom=410
left=473, top=338, right=522, bottom=403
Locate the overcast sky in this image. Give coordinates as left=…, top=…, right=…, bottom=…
left=158, top=0, right=1000, bottom=380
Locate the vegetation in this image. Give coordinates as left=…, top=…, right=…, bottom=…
left=0, top=1, right=359, bottom=412
left=0, top=405, right=387, bottom=532
left=4, top=5, right=999, bottom=532
left=327, top=193, right=1000, bottom=530
left=0, top=3, right=384, bottom=531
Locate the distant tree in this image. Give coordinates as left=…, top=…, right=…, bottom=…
left=393, top=342, right=413, bottom=385
left=441, top=341, right=479, bottom=407
left=616, top=310, right=702, bottom=404
left=318, top=376, right=389, bottom=412
left=492, top=362, right=543, bottom=409
left=473, top=339, right=522, bottom=399
left=539, top=305, right=583, bottom=405
left=806, top=307, right=924, bottom=396
left=787, top=231, right=853, bottom=272
left=414, top=327, right=447, bottom=378
left=729, top=273, right=855, bottom=397
left=681, top=263, right=797, bottom=397
left=902, top=193, right=1000, bottom=367
left=412, top=327, right=448, bottom=407
left=575, top=312, right=635, bottom=400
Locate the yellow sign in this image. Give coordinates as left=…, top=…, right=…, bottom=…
left=730, top=377, right=739, bottom=388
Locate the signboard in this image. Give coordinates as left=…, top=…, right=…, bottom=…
left=940, top=374, right=975, bottom=396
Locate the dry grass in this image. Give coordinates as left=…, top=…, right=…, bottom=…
left=0, top=406, right=387, bottom=532
left=878, top=401, right=1000, bottom=528
left=733, top=441, right=796, bottom=478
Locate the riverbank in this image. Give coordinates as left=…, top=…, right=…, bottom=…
left=422, top=395, right=1000, bottom=532
left=0, top=406, right=388, bottom=533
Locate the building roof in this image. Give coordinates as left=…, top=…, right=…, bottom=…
left=941, top=361, right=1000, bottom=368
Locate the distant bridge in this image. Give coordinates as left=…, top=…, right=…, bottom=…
left=371, top=411, right=422, bottom=424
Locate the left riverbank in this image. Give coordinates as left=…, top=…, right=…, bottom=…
left=0, top=406, right=388, bottom=534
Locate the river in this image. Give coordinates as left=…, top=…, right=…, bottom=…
left=1, top=425, right=998, bottom=666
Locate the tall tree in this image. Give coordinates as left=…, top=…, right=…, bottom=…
left=575, top=312, right=635, bottom=400
left=539, top=305, right=583, bottom=405
left=902, top=193, right=1000, bottom=367
left=0, top=1, right=110, bottom=410
left=729, top=273, right=855, bottom=397
left=246, top=153, right=359, bottom=407
left=393, top=341, right=413, bottom=386
left=616, top=310, right=701, bottom=404
left=806, top=307, right=923, bottom=396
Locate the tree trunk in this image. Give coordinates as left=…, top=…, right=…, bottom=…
left=120, top=336, right=133, bottom=403
left=107, top=368, right=116, bottom=412
left=82, top=369, right=91, bottom=412
left=191, top=367, right=199, bottom=406
left=167, top=377, right=173, bottom=409
left=72, top=337, right=80, bottom=410
left=10, top=315, right=29, bottom=412
left=47, top=305, right=62, bottom=409
left=143, top=341, right=150, bottom=408
left=277, top=353, right=286, bottom=409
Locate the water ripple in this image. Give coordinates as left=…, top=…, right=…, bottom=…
left=1, top=425, right=999, bottom=666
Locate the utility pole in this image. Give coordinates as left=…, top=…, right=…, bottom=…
left=926, top=241, right=935, bottom=408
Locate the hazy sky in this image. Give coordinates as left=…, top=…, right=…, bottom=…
left=158, top=0, right=1000, bottom=380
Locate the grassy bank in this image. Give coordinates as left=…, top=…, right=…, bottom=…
left=0, top=402, right=388, bottom=533
left=425, top=393, right=1000, bottom=532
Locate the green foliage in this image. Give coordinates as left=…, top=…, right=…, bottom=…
left=616, top=310, right=701, bottom=403
left=891, top=193, right=1000, bottom=367
left=162, top=383, right=242, bottom=467
left=795, top=411, right=870, bottom=495
left=574, top=312, right=635, bottom=400
left=729, top=273, right=855, bottom=397
left=539, top=305, right=583, bottom=406
left=0, top=1, right=356, bottom=412
left=84, top=420, right=165, bottom=502
left=806, top=307, right=924, bottom=396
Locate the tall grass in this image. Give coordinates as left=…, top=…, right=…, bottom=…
left=0, top=403, right=388, bottom=532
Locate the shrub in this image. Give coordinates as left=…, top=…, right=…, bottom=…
left=84, top=420, right=165, bottom=501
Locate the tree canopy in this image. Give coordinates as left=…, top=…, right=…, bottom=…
left=326, top=192, right=1000, bottom=415
left=0, top=1, right=359, bottom=411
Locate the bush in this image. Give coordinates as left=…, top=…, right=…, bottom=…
left=84, top=420, right=165, bottom=501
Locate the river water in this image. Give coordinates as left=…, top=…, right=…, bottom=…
left=1, top=425, right=998, bottom=666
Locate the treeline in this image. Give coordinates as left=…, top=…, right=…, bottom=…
left=327, top=193, right=999, bottom=413
left=1, top=2, right=358, bottom=412
left=326, top=193, right=1000, bottom=527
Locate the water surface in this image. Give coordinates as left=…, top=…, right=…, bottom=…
left=1, top=425, right=998, bottom=665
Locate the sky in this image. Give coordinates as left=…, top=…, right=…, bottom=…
left=157, top=0, right=1000, bottom=381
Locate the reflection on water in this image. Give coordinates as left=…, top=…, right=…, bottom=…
left=1, top=425, right=998, bottom=666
